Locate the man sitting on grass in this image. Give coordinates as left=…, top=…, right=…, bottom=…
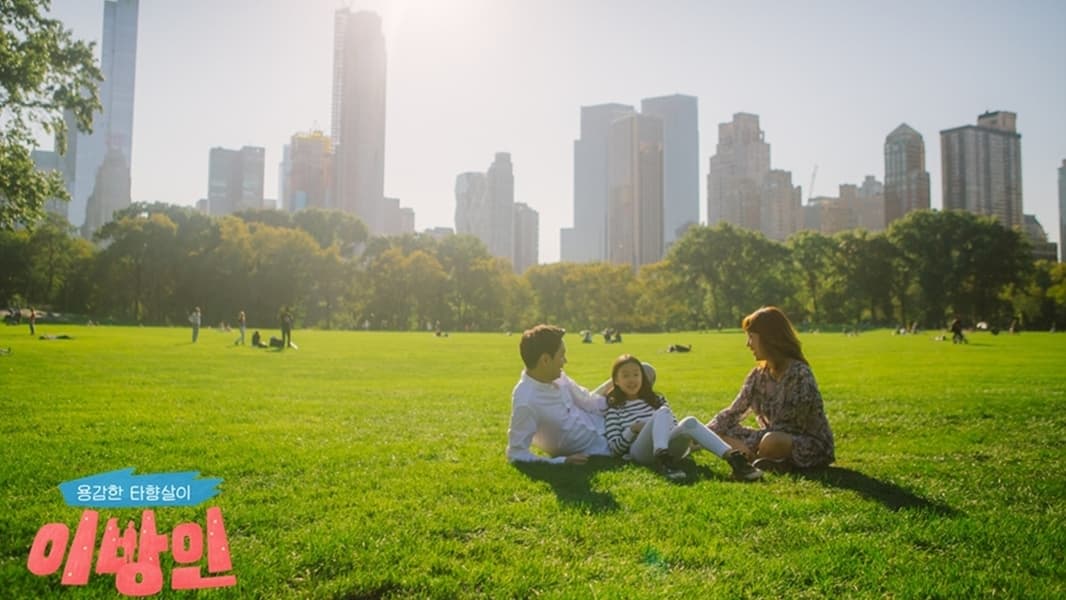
left=507, top=324, right=611, bottom=464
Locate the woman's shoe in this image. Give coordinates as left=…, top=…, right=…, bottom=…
left=725, top=450, right=763, bottom=481
left=752, top=456, right=791, bottom=474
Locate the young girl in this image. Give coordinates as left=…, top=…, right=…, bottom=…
left=603, top=354, right=762, bottom=481
left=708, top=306, right=835, bottom=472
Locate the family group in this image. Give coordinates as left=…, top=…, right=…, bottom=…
left=507, top=307, right=835, bottom=481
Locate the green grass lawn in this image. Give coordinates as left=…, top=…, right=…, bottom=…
left=1, top=324, right=1064, bottom=598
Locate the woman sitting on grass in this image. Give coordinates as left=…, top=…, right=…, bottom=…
left=603, top=354, right=762, bottom=481
left=708, top=306, right=835, bottom=473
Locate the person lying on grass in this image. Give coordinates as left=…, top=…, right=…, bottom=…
left=603, top=354, right=762, bottom=482
left=507, top=324, right=612, bottom=464
left=708, top=306, right=835, bottom=473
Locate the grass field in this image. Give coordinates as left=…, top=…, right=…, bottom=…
left=1, top=323, right=1064, bottom=598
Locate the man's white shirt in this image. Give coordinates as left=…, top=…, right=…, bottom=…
left=507, top=370, right=611, bottom=464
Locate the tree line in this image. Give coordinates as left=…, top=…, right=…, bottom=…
left=2, top=204, right=1064, bottom=332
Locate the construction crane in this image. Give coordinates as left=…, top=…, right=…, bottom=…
left=807, top=164, right=818, bottom=203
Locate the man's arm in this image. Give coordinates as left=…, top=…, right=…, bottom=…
left=590, top=378, right=612, bottom=397
left=506, top=405, right=566, bottom=464
left=565, top=375, right=609, bottom=415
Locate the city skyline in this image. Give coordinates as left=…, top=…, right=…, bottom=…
left=42, top=0, right=1066, bottom=262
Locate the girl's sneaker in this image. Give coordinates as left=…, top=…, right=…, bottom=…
left=653, top=451, right=687, bottom=482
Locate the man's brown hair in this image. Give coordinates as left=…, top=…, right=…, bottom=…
left=519, top=324, right=565, bottom=370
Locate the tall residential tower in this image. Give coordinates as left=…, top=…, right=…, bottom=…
left=513, top=202, right=539, bottom=274
left=940, top=111, right=1023, bottom=229
left=883, top=124, right=930, bottom=226
left=607, top=113, right=663, bottom=269
left=707, top=113, right=770, bottom=230
left=1059, top=160, right=1065, bottom=262
left=207, top=146, right=265, bottom=216
left=332, top=9, right=387, bottom=234
left=707, top=113, right=800, bottom=240
left=640, top=94, right=699, bottom=248
left=63, top=0, right=139, bottom=235
left=455, top=153, right=515, bottom=266
left=563, top=103, right=635, bottom=263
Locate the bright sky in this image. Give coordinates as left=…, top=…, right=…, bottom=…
left=46, top=0, right=1066, bottom=262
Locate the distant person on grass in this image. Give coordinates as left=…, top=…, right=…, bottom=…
left=280, top=307, right=294, bottom=349
left=235, top=310, right=247, bottom=345
left=251, top=330, right=270, bottom=348
left=28, top=307, right=36, bottom=336
left=188, top=307, right=202, bottom=343
left=507, top=324, right=612, bottom=464
left=708, top=306, right=835, bottom=473
left=950, top=317, right=967, bottom=344
left=603, top=354, right=762, bottom=482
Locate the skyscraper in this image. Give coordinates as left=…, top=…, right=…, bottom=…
left=761, top=169, right=802, bottom=241
left=381, top=197, right=416, bottom=236
left=1022, top=214, right=1058, bottom=262
left=563, top=103, right=635, bottom=263
left=641, top=94, right=699, bottom=248
left=82, top=150, right=130, bottom=236
left=883, top=124, right=930, bottom=226
left=1059, top=160, right=1065, bottom=262
left=282, top=131, right=332, bottom=212
left=857, top=175, right=886, bottom=232
left=455, top=171, right=488, bottom=242
left=486, top=153, right=515, bottom=262
left=607, top=113, right=663, bottom=269
left=513, top=202, right=539, bottom=274
left=63, top=0, right=139, bottom=234
left=332, top=9, right=387, bottom=234
left=707, top=113, right=770, bottom=230
left=940, top=111, right=1023, bottom=229
left=31, top=150, right=67, bottom=216
left=454, top=153, right=515, bottom=264
left=707, top=113, right=800, bottom=240
left=207, top=146, right=265, bottom=216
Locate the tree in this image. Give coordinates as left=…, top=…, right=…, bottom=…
left=292, top=208, right=368, bottom=254
left=888, top=210, right=1028, bottom=327
left=524, top=262, right=572, bottom=326
left=403, top=250, right=448, bottom=330
left=823, top=230, right=896, bottom=326
left=887, top=210, right=959, bottom=327
left=787, top=230, right=836, bottom=323
left=93, top=213, right=179, bottom=322
left=234, top=208, right=293, bottom=230
left=24, top=211, right=87, bottom=305
left=634, top=261, right=691, bottom=330
left=363, top=246, right=412, bottom=329
left=1004, top=260, right=1062, bottom=330
left=436, top=234, right=495, bottom=328
left=563, top=262, right=637, bottom=331
left=1, top=0, right=102, bottom=230
left=670, top=223, right=791, bottom=327
left=245, top=224, right=320, bottom=326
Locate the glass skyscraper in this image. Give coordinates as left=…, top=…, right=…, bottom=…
left=331, top=9, right=387, bottom=234
left=64, top=0, right=139, bottom=235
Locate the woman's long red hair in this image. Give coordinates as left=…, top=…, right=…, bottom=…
left=742, top=306, right=808, bottom=365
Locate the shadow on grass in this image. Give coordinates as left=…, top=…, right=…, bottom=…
left=512, top=457, right=626, bottom=512
left=795, top=466, right=959, bottom=516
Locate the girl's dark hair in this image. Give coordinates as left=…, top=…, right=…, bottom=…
left=606, top=354, right=662, bottom=409
left=742, top=306, right=808, bottom=365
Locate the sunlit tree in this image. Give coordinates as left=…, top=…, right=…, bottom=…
left=0, top=0, right=102, bottom=230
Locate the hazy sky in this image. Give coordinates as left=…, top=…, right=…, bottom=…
left=46, top=0, right=1066, bottom=261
